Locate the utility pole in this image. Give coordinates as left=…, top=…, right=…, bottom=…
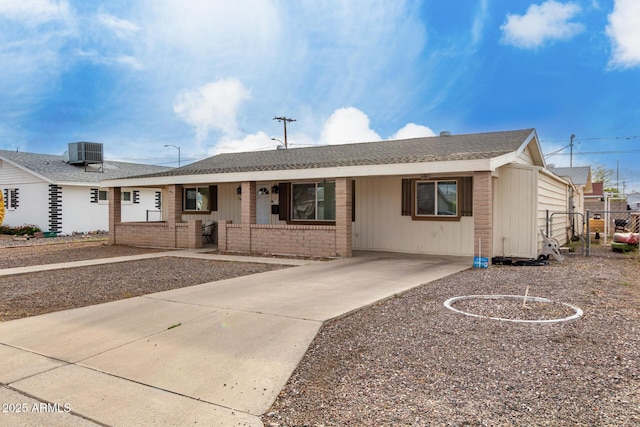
left=273, top=116, right=296, bottom=149
left=569, top=134, right=575, bottom=168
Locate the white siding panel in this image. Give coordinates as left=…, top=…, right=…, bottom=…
left=1, top=182, right=50, bottom=230
left=515, top=146, right=534, bottom=166
left=61, top=186, right=109, bottom=233
left=493, top=166, right=536, bottom=258
left=537, top=172, right=569, bottom=245
left=0, top=161, right=45, bottom=185
left=121, top=188, right=163, bottom=223
left=353, top=176, right=474, bottom=256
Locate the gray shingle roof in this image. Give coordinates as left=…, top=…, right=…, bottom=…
left=549, top=166, right=591, bottom=186
left=128, top=129, right=535, bottom=179
left=0, top=150, right=172, bottom=184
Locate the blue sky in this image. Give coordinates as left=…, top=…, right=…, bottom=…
left=1, top=0, right=639, bottom=191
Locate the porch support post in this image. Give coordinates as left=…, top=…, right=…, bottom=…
left=241, top=181, right=256, bottom=252
left=167, top=184, right=182, bottom=248
left=335, top=177, right=353, bottom=257
left=108, top=187, right=121, bottom=245
left=473, top=171, right=493, bottom=259
left=167, top=185, right=182, bottom=227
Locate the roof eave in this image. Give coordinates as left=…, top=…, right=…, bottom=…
left=101, top=158, right=497, bottom=187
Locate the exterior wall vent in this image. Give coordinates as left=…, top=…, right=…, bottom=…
left=68, top=142, right=104, bottom=165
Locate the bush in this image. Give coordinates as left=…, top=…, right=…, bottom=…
left=0, top=224, right=42, bottom=236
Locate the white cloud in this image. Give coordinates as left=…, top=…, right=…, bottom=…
left=0, top=0, right=71, bottom=25
left=320, top=107, right=381, bottom=145
left=173, top=78, right=251, bottom=142
left=209, top=131, right=276, bottom=155
left=391, top=123, right=436, bottom=140
left=501, top=1, right=585, bottom=49
left=606, top=0, right=640, bottom=69
left=471, top=0, right=489, bottom=46
left=98, top=13, right=140, bottom=39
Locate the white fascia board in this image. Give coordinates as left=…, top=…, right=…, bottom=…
left=0, top=155, right=53, bottom=184
left=489, top=152, right=519, bottom=169
left=100, top=158, right=495, bottom=187
left=55, top=181, right=102, bottom=187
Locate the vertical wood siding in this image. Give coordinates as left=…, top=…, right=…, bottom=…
left=492, top=166, right=537, bottom=258
left=352, top=176, right=474, bottom=256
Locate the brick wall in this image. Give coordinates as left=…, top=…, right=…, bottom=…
left=113, top=220, right=202, bottom=249
left=473, top=171, right=493, bottom=258
left=219, top=223, right=338, bottom=257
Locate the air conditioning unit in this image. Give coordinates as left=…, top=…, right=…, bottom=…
left=68, top=142, right=104, bottom=165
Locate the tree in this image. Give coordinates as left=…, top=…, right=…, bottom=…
left=591, top=164, right=614, bottom=187
left=0, top=191, right=4, bottom=225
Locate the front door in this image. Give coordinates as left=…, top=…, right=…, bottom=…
left=256, top=185, right=271, bottom=224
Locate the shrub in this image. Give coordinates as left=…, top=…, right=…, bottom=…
left=0, top=224, right=42, bottom=236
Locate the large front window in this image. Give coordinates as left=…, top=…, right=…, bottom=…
left=292, top=182, right=336, bottom=221
left=415, top=180, right=457, bottom=216
left=184, top=187, right=210, bottom=211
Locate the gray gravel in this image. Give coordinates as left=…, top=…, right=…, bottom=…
left=265, top=247, right=640, bottom=426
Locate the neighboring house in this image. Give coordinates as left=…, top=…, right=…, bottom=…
left=102, top=128, right=571, bottom=260
left=0, top=144, right=170, bottom=234
left=548, top=166, right=592, bottom=216
left=584, top=182, right=627, bottom=212
left=628, top=193, right=640, bottom=210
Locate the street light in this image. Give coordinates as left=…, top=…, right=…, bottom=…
left=163, top=144, right=181, bottom=167
left=271, top=138, right=286, bottom=150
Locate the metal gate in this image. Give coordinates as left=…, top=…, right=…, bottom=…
left=546, top=211, right=586, bottom=256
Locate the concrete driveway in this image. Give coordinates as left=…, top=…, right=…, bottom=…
left=0, top=251, right=470, bottom=426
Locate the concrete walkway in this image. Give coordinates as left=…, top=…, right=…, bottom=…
left=0, top=250, right=471, bottom=426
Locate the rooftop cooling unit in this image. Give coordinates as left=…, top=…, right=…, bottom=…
left=68, top=142, right=104, bottom=165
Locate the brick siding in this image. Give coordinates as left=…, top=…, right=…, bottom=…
left=113, top=220, right=202, bottom=249
left=219, top=222, right=338, bottom=257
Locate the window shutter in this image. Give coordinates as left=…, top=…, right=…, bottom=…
left=90, top=188, right=99, bottom=203
left=209, top=185, right=218, bottom=211
left=133, top=190, right=140, bottom=204
left=460, top=177, right=473, bottom=216
left=351, top=179, right=356, bottom=222
left=278, top=183, right=290, bottom=221
left=401, top=179, right=412, bottom=216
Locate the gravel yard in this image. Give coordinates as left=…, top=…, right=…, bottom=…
left=265, top=247, right=640, bottom=426
left=1, top=239, right=638, bottom=425
left=0, top=240, right=288, bottom=322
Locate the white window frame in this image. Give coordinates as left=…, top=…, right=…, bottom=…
left=121, top=190, right=132, bottom=204
left=98, top=190, right=109, bottom=204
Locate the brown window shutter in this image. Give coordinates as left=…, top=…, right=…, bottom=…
left=351, top=179, right=356, bottom=222
left=401, top=179, right=412, bottom=216
left=460, top=177, right=473, bottom=216
left=209, top=185, right=218, bottom=211
left=278, top=183, right=290, bottom=221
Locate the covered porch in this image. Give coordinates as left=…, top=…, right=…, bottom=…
left=107, top=178, right=353, bottom=257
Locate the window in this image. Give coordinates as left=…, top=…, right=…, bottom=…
left=292, top=182, right=336, bottom=221
left=183, top=186, right=210, bottom=211
left=121, top=191, right=132, bottom=203
left=98, top=190, right=108, bottom=202
left=402, top=177, right=471, bottom=220
left=415, top=180, right=457, bottom=216
left=3, top=188, right=18, bottom=210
